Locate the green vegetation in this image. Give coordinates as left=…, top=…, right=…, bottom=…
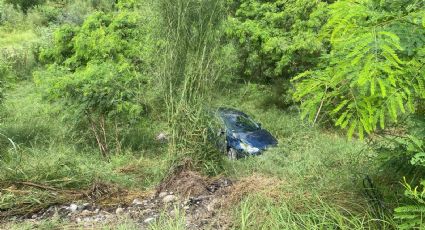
left=293, top=0, right=425, bottom=137
left=0, top=0, right=424, bottom=229
left=227, top=0, right=329, bottom=80
left=35, top=4, right=151, bottom=156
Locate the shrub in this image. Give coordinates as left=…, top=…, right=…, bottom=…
left=26, top=4, right=61, bottom=26
left=4, top=0, right=45, bottom=13
left=226, top=0, right=329, bottom=81
left=57, top=0, right=95, bottom=25
left=0, top=46, right=35, bottom=80
left=35, top=4, right=150, bottom=156
left=0, top=1, right=25, bottom=27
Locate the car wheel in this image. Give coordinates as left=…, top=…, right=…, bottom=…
left=228, top=148, right=237, bottom=160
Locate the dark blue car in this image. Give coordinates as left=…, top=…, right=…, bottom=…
left=215, top=108, right=278, bottom=159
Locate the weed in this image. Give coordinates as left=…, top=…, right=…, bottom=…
left=236, top=194, right=396, bottom=229
left=148, top=206, right=186, bottom=230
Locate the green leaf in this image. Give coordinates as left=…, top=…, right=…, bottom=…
left=379, top=109, right=385, bottom=129
left=378, top=78, right=387, bottom=97
left=358, top=122, right=364, bottom=140
left=347, top=120, right=357, bottom=139
left=370, top=78, right=375, bottom=95
left=332, top=100, right=349, bottom=115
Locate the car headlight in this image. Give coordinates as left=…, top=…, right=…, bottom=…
left=240, top=142, right=260, bottom=154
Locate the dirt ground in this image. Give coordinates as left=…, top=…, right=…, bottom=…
left=0, top=158, right=293, bottom=230
left=1, top=169, right=234, bottom=229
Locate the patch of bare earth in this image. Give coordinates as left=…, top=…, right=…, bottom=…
left=1, top=169, right=292, bottom=229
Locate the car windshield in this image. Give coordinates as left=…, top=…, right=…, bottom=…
left=225, top=115, right=259, bottom=132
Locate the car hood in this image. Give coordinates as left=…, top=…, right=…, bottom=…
left=237, top=129, right=278, bottom=150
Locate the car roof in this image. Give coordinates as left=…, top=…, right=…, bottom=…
left=217, top=107, right=249, bottom=118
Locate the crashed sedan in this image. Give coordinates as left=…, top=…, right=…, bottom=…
left=215, top=108, right=278, bottom=159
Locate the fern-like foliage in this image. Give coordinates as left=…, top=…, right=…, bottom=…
left=394, top=177, right=425, bottom=229
left=293, top=0, right=425, bottom=138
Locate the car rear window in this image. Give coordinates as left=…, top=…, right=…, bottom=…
left=224, top=115, right=259, bottom=132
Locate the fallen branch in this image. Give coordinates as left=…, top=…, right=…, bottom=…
left=16, top=182, right=58, bottom=191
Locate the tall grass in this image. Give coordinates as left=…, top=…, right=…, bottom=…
left=210, top=83, right=398, bottom=229
left=156, top=0, right=227, bottom=173
left=148, top=206, right=186, bottom=230
left=236, top=195, right=396, bottom=230
left=0, top=82, right=168, bottom=216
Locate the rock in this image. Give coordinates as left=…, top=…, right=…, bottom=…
left=162, top=194, right=177, bottom=203
left=156, top=132, right=168, bottom=143
left=69, top=204, right=78, bottom=212
left=132, top=198, right=144, bottom=206
left=81, top=203, right=90, bottom=210
left=115, top=207, right=124, bottom=215
left=169, top=210, right=176, bottom=217
left=144, top=217, right=155, bottom=224
left=158, top=192, right=168, bottom=198
left=81, top=210, right=92, bottom=216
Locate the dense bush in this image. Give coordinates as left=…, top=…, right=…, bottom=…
left=35, top=4, right=150, bottom=156
left=0, top=46, right=36, bottom=80
left=226, top=0, right=330, bottom=82
left=56, top=0, right=117, bottom=25
left=5, top=0, right=117, bottom=28
left=0, top=1, right=25, bottom=27
left=26, top=4, right=61, bottom=26
left=4, top=0, right=45, bottom=13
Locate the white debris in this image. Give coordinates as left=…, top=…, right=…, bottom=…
left=144, top=217, right=155, bottom=224
left=69, top=204, right=78, bottom=212
left=158, top=192, right=168, bottom=198
left=155, top=132, right=168, bottom=143
left=115, top=207, right=124, bottom=215
left=162, top=194, right=177, bottom=203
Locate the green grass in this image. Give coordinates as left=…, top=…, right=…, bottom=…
left=0, top=29, right=37, bottom=49
left=235, top=194, right=395, bottom=230
left=148, top=206, right=186, bottom=230
left=0, top=81, right=398, bottom=228
left=0, top=82, right=169, bottom=216
left=212, top=83, right=396, bottom=229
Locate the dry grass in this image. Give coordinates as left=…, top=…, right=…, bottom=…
left=220, top=173, right=286, bottom=207
left=0, top=182, right=150, bottom=219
